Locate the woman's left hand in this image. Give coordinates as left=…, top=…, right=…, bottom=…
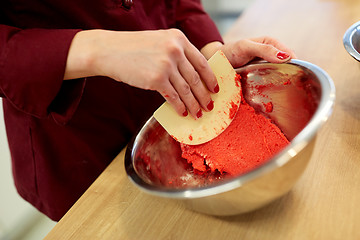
left=201, top=36, right=296, bottom=67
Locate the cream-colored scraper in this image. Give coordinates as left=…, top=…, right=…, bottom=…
left=153, top=50, right=241, bottom=145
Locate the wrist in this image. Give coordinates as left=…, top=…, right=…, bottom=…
left=64, top=30, right=102, bottom=80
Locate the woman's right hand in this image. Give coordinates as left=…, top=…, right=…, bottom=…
left=64, top=29, right=219, bottom=119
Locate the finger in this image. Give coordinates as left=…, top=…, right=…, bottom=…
left=265, top=37, right=297, bottom=59
left=245, top=40, right=293, bottom=63
left=177, top=57, right=214, bottom=112
left=184, top=43, right=219, bottom=94
left=159, top=82, right=189, bottom=118
left=251, top=36, right=297, bottom=59
left=169, top=72, right=203, bottom=119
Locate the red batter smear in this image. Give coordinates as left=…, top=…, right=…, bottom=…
left=235, top=73, right=241, bottom=87
left=228, top=101, right=238, bottom=120
left=180, top=97, right=289, bottom=176
left=188, top=135, right=193, bottom=141
left=283, top=79, right=291, bottom=85
left=263, top=102, right=273, bottom=113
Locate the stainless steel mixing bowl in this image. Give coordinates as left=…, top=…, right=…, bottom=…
left=125, top=59, right=335, bottom=216
left=343, top=21, right=360, bottom=61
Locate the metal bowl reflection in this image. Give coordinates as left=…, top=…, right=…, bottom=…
left=125, top=59, right=335, bottom=216
left=343, top=21, right=360, bottom=61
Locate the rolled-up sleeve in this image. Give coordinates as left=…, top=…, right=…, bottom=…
left=175, top=0, right=223, bottom=50
left=0, top=25, right=84, bottom=123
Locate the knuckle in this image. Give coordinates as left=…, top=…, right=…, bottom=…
left=164, top=29, right=187, bottom=56
left=258, top=36, right=269, bottom=43
left=197, top=57, right=208, bottom=71
left=165, top=42, right=182, bottom=57
left=190, top=72, right=201, bottom=86
left=152, top=71, right=163, bottom=83
left=169, top=28, right=185, bottom=39
left=148, top=71, right=166, bottom=89
left=167, top=91, right=179, bottom=102
left=159, top=58, right=172, bottom=71
left=179, top=83, right=192, bottom=96
left=262, top=44, right=275, bottom=53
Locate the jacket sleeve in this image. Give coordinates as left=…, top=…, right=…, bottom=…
left=0, top=25, right=84, bottom=124
left=175, top=0, right=223, bottom=50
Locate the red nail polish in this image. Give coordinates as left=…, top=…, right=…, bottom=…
left=207, top=100, right=214, bottom=111
left=277, top=51, right=290, bottom=60
left=182, top=110, right=188, bottom=117
left=214, top=84, right=220, bottom=93
left=196, top=109, right=203, bottom=118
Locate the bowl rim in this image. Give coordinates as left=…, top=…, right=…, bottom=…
left=125, top=59, right=336, bottom=199
left=343, top=20, right=360, bottom=61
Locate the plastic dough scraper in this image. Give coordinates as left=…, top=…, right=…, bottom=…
left=153, top=50, right=241, bottom=145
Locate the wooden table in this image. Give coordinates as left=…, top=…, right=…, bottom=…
left=45, top=0, right=360, bottom=239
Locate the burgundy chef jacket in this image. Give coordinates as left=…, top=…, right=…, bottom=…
left=0, top=0, right=223, bottom=221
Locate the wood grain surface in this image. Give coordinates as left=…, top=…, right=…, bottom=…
left=45, top=0, right=360, bottom=239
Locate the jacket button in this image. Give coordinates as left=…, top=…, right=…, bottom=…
left=122, top=0, right=133, bottom=9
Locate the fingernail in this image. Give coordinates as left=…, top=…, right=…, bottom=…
left=196, top=109, right=203, bottom=118
left=276, top=51, right=290, bottom=60
left=207, top=100, right=214, bottom=111
left=214, top=84, right=220, bottom=93
left=182, top=110, right=188, bottom=117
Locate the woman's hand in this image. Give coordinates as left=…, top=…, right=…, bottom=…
left=201, top=36, right=296, bottom=67
left=65, top=30, right=295, bottom=118
left=65, top=29, right=218, bottom=119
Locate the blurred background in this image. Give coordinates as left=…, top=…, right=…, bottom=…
left=203, top=0, right=253, bottom=35
left=0, top=0, right=252, bottom=239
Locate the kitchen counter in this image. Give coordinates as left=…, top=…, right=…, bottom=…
left=45, top=0, right=360, bottom=239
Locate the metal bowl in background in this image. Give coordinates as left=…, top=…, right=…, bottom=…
left=125, top=60, right=335, bottom=216
left=343, top=21, right=360, bottom=61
